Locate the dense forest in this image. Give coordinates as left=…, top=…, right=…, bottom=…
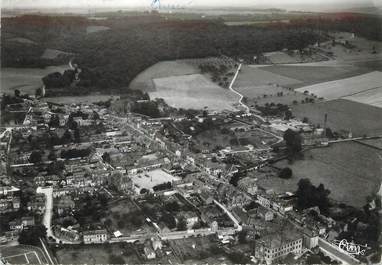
left=2, top=12, right=381, bottom=94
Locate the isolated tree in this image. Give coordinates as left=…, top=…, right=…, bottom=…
left=177, top=216, right=187, bottom=231
left=61, top=129, right=72, bottom=144
left=108, top=255, right=124, bottom=264
left=74, top=128, right=81, bottom=143
left=48, top=151, right=57, bottom=161
left=296, top=178, right=331, bottom=213
left=279, top=167, right=292, bottom=179
left=35, top=87, right=43, bottom=98
left=165, top=201, right=180, bottom=212
left=140, top=188, right=149, bottom=194
left=130, top=214, right=144, bottom=227
left=49, top=115, right=60, bottom=128
left=102, top=152, right=111, bottom=163
left=29, top=151, right=42, bottom=164
left=325, top=128, right=334, bottom=138
left=18, top=225, right=47, bottom=246
left=238, top=230, right=248, bottom=244
left=14, top=89, right=21, bottom=97
left=283, top=129, right=302, bottom=155
left=161, top=213, right=176, bottom=229
left=91, top=111, right=100, bottom=120
left=284, top=110, right=292, bottom=120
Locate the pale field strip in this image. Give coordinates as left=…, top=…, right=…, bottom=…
left=343, top=86, right=382, bottom=108
left=7, top=37, right=36, bottom=44
left=295, top=71, right=382, bottom=100
left=86, top=25, right=110, bottom=34
left=152, top=74, right=238, bottom=111
left=41, top=48, right=72, bottom=59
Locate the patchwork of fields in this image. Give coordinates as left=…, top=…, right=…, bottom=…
left=271, top=142, right=382, bottom=208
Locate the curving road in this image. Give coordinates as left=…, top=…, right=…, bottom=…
left=228, top=63, right=250, bottom=113
left=228, top=63, right=284, bottom=144
left=36, top=187, right=73, bottom=244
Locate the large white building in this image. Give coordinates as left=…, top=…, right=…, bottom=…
left=83, top=229, right=108, bottom=244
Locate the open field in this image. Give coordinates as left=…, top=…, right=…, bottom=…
left=295, top=71, right=382, bottom=100
left=269, top=142, right=382, bottom=208
left=131, top=168, right=181, bottom=192
left=151, top=74, right=238, bottom=111
left=343, top=87, right=382, bottom=108
left=1, top=244, right=49, bottom=265
left=129, top=60, right=199, bottom=92
left=235, top=65, right=302, bottom=87
left=1, top=65, right=70, bottom=95
left=292, top=99, right=382, bottom=137
left=55, top=243, right=140, bottom=264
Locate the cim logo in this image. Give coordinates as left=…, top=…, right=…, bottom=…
left=334, top=239, right=367, bottom=256
left=151, top=0, right=194, bottom=9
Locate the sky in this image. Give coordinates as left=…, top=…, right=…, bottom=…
left=1, top=0, right=380, bottom=11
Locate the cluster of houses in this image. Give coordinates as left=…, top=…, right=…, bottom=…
left=0, top=186, right=20, bottom=214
